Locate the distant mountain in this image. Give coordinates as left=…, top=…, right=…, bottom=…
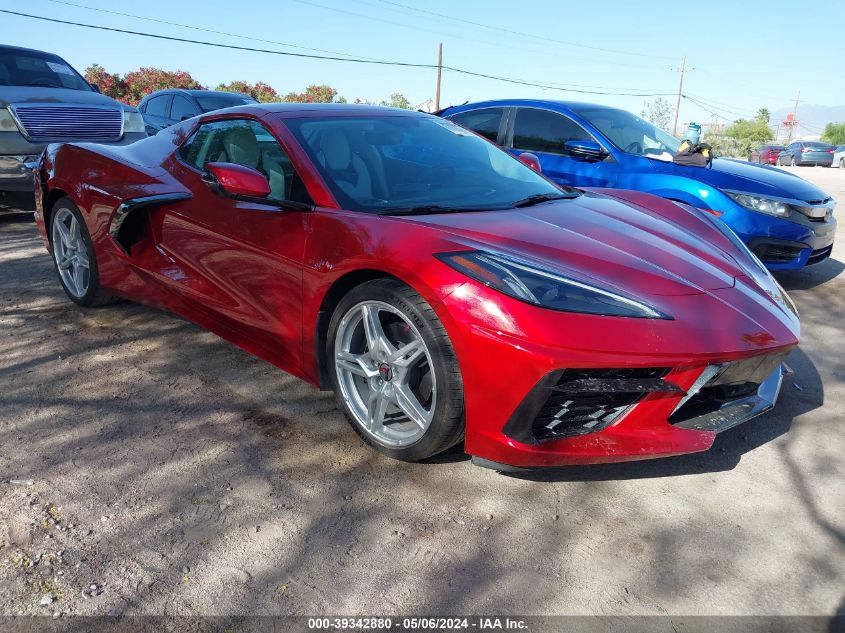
left=771, top=104, right=845, bottom=140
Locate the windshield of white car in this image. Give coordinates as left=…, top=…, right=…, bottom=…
left=282, top=115, right=572, bottom=214
left=0, top=50, right=92, bottom=92
left=572, top=106, right=681, bottom=157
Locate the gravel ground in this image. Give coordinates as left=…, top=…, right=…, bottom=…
left=0, top=166, right=843, bottom=619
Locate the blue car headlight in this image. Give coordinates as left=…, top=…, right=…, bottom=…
left=436, top=251, right=670, bottom=319
left=680, top=202, right=798, bottom=318
left=724, top=191, right=790, bottom=218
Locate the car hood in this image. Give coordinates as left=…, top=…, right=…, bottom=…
left=651, top=156, right=829, bottom=203
left=399, top=190, right=758, bottom=298
left=0, top=86, right=133, bottom=111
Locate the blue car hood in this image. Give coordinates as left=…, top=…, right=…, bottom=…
left=651, top=156, right=829, bottom=203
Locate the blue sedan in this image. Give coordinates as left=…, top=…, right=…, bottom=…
left=439, top=100, right=836, bottom=271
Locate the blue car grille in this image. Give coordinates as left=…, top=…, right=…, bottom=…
left=12, top=106, right=123, bottom=142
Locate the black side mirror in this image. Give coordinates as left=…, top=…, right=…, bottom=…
left=564, top=140, right=608, bottom=162
left=89, top=82, right=101, bottom=93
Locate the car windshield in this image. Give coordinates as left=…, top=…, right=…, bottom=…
left=803, top=142, right=831, bottom=149
left=0, top=49, right=92, bottom=91
left=283, top=114, right=569, bottom=214
left=571, top=106, right=681, bottom=157
left=196, top=95, right=257, bottom=112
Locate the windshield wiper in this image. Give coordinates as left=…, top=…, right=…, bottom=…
left=511, top=192, right=577, bottom=208
left=379, top=205, right=486, bottom=216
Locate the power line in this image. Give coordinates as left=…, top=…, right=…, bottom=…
left=292, top=0, right=665, bottom=69
left=0, top=9, right=677, bottom=98
left=41, top=0, right=388, bottom=61
left=368, top=0, right=676, bottom=61
left=682, top=94, right=736, bottom=124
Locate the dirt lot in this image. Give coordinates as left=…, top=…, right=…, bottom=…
left=0, top=166, right=843, bottom=620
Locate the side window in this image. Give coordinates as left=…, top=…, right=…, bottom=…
left=178, top=119, right=312, bottom=204
left=145, top=95, right=170, bottom=118
left=448, top=108, right=505, bottom=143
left=512, top=108, right=593, bottom=155
left=170, top=96, right=197, bottom=122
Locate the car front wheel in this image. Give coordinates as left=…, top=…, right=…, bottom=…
left=50, top=198, right=116, bottom=307
left=328, top=278, right=465, bottom=462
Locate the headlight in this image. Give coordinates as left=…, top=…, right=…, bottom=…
left=437, top=251, right=670, bottom=319
left=123, top=111, right=145, bottom=134
left=0, top=108, right=20, bottom=132
left=724, top=191, right=790, bottom=218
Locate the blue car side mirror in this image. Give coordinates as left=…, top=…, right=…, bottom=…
left=565, top=140, right=607, bottom=162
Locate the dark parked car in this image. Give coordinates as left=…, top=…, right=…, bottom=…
left=777, top=141, right=835, bottom=167
left=0, top=45, right=145, bottom=201
left=749, top=144, right=785, bottom=165
left=137, top=89, right=257, bottom=134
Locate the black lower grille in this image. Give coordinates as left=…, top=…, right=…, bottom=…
left=530, top=368, right=674, bottom=442
left=751, top=242, right=803, bottom=264
left=669, top=352, right=788, bottom=427
left=808, top=245, right=832, bottom=265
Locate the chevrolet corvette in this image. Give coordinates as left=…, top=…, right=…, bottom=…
left=34, top=104, right=799, bottom=469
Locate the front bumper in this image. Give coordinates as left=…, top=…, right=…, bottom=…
left=726, top=207, right=836, bottom=271
left=0, top=131, right=146, bottom=192
left=437, top=274, right=799, bottom=468
left=0, top=154, right=40, bottom=192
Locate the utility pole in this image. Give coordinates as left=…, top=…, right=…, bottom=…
left=786, top=90, right=800, bottom=143
left=434, top=43, right=443, bottom=112
left=672, top=55, right=686, bottom=137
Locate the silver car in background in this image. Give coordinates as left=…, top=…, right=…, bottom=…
left=0, top=45, right=145, bottom=205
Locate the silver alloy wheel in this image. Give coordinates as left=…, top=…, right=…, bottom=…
left=51, top=207, right=90, bottom=299
left=334, top=300, right=436, bottom=447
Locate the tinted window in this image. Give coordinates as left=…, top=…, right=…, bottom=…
left=178, top=119, right=312, bottom=204
left=170, top=95, right=197, bottom=122
left=513, top=108, right=595, bottom=155
left=803, top=141, right=830, bottom=149
left=145, top=95, right=170, bottom=117
left=283, top=115, right=565, bottom=214
left=0, top=49, right=91, bottom=91
left=196, top=95, right=257, bottom=112
left=449, top=108, right=504, bottom=142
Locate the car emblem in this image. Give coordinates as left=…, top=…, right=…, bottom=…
left=378, top=363, right=393, bottom=382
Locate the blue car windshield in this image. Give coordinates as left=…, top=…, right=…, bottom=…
left=282, top=114, right=567, bottom=214
left=572, top=106, right=681, bottom=157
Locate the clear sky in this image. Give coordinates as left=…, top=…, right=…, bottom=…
left=2, top=0, right=841, bottom=130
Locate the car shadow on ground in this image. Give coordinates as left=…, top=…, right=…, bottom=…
left=499, top=345, right=822, bottom=482
left=775, top=257, right=845, bottom=291
left=0, top=211, right=35, bottom=224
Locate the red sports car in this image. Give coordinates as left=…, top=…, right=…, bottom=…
left=33, top=104, right=799, bottom=469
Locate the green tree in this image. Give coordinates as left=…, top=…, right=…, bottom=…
left=821, top=122, right=845, bottom=146
left=756, top=108, right=771, bottom=123
left=215, top=80, right=281, bottom=103
left=283, top=84, right=339, bottom=103
left=723, top=118, right=774, bottom=156
left=84, top=64, right=129, bottom=103
left=640, top=97, right=672, bottom=132
left=380, top=92, right=411, bottom=109
left=122, top=68, right=203, bottom=105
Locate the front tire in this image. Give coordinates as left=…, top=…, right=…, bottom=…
left=50, top=198, right=116, bottom=307
left=327, top=278, right=464, bottom=462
